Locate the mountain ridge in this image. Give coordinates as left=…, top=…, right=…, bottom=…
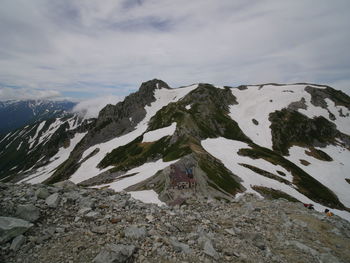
left=0, top=99, right=76, bottom=135
left=1, top=79, right=349, bottom=220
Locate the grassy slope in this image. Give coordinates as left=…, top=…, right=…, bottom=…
left=96, top=84, right=248, bottom=197
left=238, top=144, right=347, bottom=210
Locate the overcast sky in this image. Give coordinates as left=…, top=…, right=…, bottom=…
left=0, top=0, right=349, bottom=101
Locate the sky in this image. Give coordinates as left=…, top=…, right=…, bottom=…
left=0, top=0, right=350, bottom=103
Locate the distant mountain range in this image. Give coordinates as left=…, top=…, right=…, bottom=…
left=0, top=79, right=349, bottom=221
left=0, top=100, right=76, bottom=135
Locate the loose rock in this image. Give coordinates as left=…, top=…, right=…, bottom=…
left=45, top=193, right=60, bottom=208
left=93, top=244, right=136, bottom=263
left=10, top=235, right=26, bottom=251
left=0, top=217, right=33, bottom=243
left=16, top=204, right=40, bottom=222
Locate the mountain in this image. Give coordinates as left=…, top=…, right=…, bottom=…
left=1, top=79, right=349, bottom=221
left=0, top=100, right=76, bottom=135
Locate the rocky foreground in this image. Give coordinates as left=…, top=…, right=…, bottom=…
left=0, top=182, right=349, bottom=263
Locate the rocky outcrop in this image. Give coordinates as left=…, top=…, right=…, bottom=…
left=305, top=85, right=350, bottom=110
left=45, top=79, right=170, bottom=184
left=91, top=79, right=170, bottom=145
left=1, top=182, right=349, bottom=263
left=269, top=108, right=350, bottom=155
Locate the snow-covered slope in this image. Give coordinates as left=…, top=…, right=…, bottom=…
left=201, top=137, right=350, bottom=220
left=20, top=132, right=87, bottom=184
left=0, top=115, right=86, bottom=181
left=229, top=84, right=349, bottom=149
left=0, top=100, right=76, bottom=135
left=70, top=85, right=197, bottom=184
left=1, top=80, right=349, bottom=218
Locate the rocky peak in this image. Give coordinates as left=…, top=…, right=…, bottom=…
left=138, top=79, right=171, bottom=94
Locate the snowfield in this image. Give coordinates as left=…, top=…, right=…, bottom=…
left=96, top=159, right=178, bottom=205
left=286, top=145, right=350, bottom=207
left=201, top=137, right=350, bottom=221
left=229, top=84, right=350, bottom=150
left=4, top=83, right=349, bottom=214
left=142, top=122, right=176, bottom=143
left=70, top=84, right=198, bottom=184
left=20, top=132, right=87, bottom=184
left=29, top=121, right=46, bottom=149
left=98, top=159, right=177, bottom=192
left=129, top=190, right=166, bottom=206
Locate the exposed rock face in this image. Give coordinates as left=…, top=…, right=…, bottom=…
left=45, top=79, right=170, bottom=184
left=305, top=85, right=350, bottom=110
left=269, top=108, right=350, bottom=155
left=92, top=79, right=170, bottom=145
left=1, top=80, right=349, bottom=230
left=1, top=182, right=349, bottom=263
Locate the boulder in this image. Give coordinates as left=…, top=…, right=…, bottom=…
left=35, top=188, right=50, bottom=199
left=0, top=217, right=33, bottom=243
left=53, top=180, right=77, bottom=190
left=45, top=193, right=60, bottom=208
left=85, top=211, right=100, bottom=219
left=93, top=244, right=136, bottom=263
left=203, top=240, right=219, bottom=259
left=10, top=235, right=26, bottom=251
left=169, top=238, right=191, bottom=254
left=16, top=204, right=40, bottom=222
left=124, top=226, right=147, bottom=239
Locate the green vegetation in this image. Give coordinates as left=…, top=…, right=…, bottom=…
left=299, top=159, right=310, bottom=166
left=148, top=84, right=250, bottom=143
left=99, top=135, right=192, bottom=172
left=321, top=87, right=350, bottom=108
left=305, top=148, right=333, bottom=161
left=199, top=158, right=241, bottom=195
left=148, top=103, right=184, bottom=131
left=239, top=143, right=347, bottom=210
left=276, top=170, right=286, bottom=177
left=239, top=163, right=291, bottom=185
left=46, top=157, right=80, bottom=184
left=269, top=109, right=341, bottom=155
left=252, top=186, right=300, bottom=203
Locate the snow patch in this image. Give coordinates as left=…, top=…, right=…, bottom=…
left=98, top=158, right=177, bottom=192
left=229, top=84, right=347, bottom=150
left=286, top=145, right=350, bottom=208
left=142, top=122, right=176, bottom=143
left=70, top=85, right=198, bottom=184
left=129, top=190, right=166, bottom=206
left=16, top=141, right=23, bottom=150
left=37, top=119, right=64, bottom=146
left=185, top=104, right=192, bottom=110
left=20, top=132, right=87, bottom=184
left=201, top=137, right=350, bottom=221
left=29, top=121, right=46, bottom=149
left=0, top=132, right=11, bottom=144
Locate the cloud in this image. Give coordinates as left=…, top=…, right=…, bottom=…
left=72, top=95, right=124, bottom=119
left=0, top=86, right=61, bottom=100
left=0, top=0, right=349, bottom=99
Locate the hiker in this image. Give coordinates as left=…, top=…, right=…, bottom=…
left=303, top=203, right=314, bottom=210
left=324, top=209, right=334, bottom=217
